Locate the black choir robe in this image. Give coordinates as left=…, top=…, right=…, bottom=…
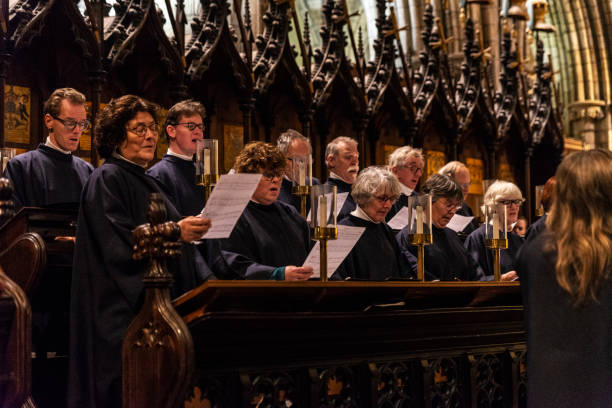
left=2, top=143, right=93, bottom=209
left=220, top=200, right=312, bottom=279
left=385, top=190, right=417, bottom=223
left=147, top=154, right=204, bottom=216
left=525, top=213, right=546, bottom=240
left=464, top=224, right=524, bottom=278
left=323, top=177, right=356, bottom=221
left=277, top=176, right=320, bottom=214
left=455, top=202, right=479, bottom=236
left=68, top=156, right=212, bottom=408
left=397, top=224, right=484, bottom=281
left=516, top=232, right=612, bottom=407
left=332, top=214, right=415, bottom=280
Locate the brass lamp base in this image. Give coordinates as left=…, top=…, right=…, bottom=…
left=292, top=185, right=311, bottom=218
left=485, top=238, right=508, bottom=281
left=314, top=226, right=338, bottom=282
left=409, top=233, right=432, bottom=281
left=198, top=174, right=219, bottom=204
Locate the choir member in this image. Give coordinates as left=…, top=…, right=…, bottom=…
left=386, top=146, right=424, bottom=222
left=464, top=180, right=524, bottom=281
left=276, top=129, right=320, bottom=212
left=323, top=136, right=359, bottom=220
left=438, top=161, right=479, bottom=235
left=517, top=149, right=612, bottom=407
left=512, top=216, right=527, bottom=237
left=332, top=166, right=414, bottom=280
left=220, top=141, right=313, bottom=281
left=68, top=95, right=213, bottom=408
left=3, top=88, right=93, bottom=209
left=397, top=174, right=484, bottom=281
left=525, top=176, right=555, bottom=240
left=147, top=99, right=206, bottom=216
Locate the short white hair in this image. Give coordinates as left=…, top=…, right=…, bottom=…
left=484, top=180, right=523, bottom=206
left=438, top=161, right=468, bottom=179
left=277, top=129, right=311, bottom=155
left=325, top=136, right=358, bottom=168
left=351, top=166, right=401, bottom=206
left=388, top=146, right=424, bottom=168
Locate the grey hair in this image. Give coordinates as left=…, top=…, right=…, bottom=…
left=325, top=136, right=358, bottom=168
left=438, top=161, right=468, bottom=179
left=388, top=146, right=424, bottom=168
left=351, top=166, right=401, bottom=206
left=276, top=129, right=311, bottom=155
left=484, top=180, right=523, bottom=206
left=422, top=174, right=463, bottom=203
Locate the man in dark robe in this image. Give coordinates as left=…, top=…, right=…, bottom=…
left=438, top=161, right=480, bottom=237
left=276, top=129, right=320, bottom=214
left=3, top=88, right=93, bottom=209
left=323, top=136, right=359, bottom=220
left=386, top=146, right=424, bottom=223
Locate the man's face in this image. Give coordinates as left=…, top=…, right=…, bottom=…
left=454, top=167, right=471, bottom=200
left=328, top=141, right=359, bottom=184
left=166, top=114, right=204, bottom=156
left=392, top=156, right=424, bottom=190
left=285, top=139, right=311, bottom=179
left=44, top=99, right=87, bottom=152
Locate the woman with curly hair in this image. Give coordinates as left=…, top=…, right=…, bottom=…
left=68, top=95, right=212, bottom=408
left=220, top=141, right=313, bottom=281
left=517, top=149, right=612, bottom=407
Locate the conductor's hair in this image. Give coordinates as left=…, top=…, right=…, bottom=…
left=351, top=166, right=401, bottom=207
left=233, top=141, right=285, bottom=174
left=43, top=88, right=86, bottom=117
left=277, top=129, right=311, bottom=155
left=388, top=146, right=424, bottom=169
left=438, top=161, right=468, bottom=179
left=95, top=95, right=159, bottom=159
left=325, top=136, right=357, bottom=168
left=164, top=99, right=206, bottom=141
left=547, top=149, right=612, bottom=305
left=422, top=174, right=463, bottom=203
left=541, top=176, right=556, bottom=213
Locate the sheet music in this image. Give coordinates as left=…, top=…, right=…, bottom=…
left=303, top=225, right=365, bottom=278
left=199, top=173, right=262, bottom=239
left=446, top=214, right=474, bottom=232
left=307, top=192, right=350, bottom=224
left=387, top=206, right=409, bottom=230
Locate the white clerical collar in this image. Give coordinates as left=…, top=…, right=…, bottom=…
left=112, top=151, right=146, bottom=168
left=45, top=136, right=72, bottom=155
left=400, top=183, right=414, bottom=196
left=351, top=205, right=379, bottom=224
left=329, top=171, right=353, bottom=185
left=166, top=147, right=194, bottom=162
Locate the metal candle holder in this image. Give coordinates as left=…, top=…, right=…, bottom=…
left=291, top=155, right=313, bottom=218
left=311, top=184, right=337, bottom=282
left=313, top=225, right=338, bottom=283
left=195, top=139, right=219, bottom=204
left=484, top=203, right=508, bottom=281
left=407, top=194, right=433, bottom=281
left=292, top=185, right=311, bottom=218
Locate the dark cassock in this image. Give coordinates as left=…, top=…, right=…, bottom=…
left=455, top=202, right=480, bottom=236
left=277, top=176, right=320, bottom=214
left=2, top=143, right=93, bottom=209
left=525, top=213, right=546, bottom=240
left=516, top=232, right=612, bottom=407
left=68, top=156, right=213, bottom=408
left=323, top=177, right=356, bottom=221
left=397, top=224, right=484, bottom=281
left=332, top=211, right=415, bottom=281
left=220, top=200, right=313, bottom=279
left=464, top=224, right=524, bottom=278
left=385, top=187, right=417, bottom=223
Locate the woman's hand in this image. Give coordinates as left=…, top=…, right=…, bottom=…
left=284, top=265, right=313, bottom=281
left=501, top=271, right=519, bottom=282
left=178, top=216, right=211, bottom=242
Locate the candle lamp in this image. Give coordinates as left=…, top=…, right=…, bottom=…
left=535, top=185, right=544, bottom=217
left=0, top=148, right=16, bottom=173
left=291, top=154, right=312, bottom=218
left=311, top=184, right=338, bottom=282
left=407, top=194, right=433, bottom=281
left=195, top=139, right=219, bottom=203
left=484, top=204, right=508, bottom=281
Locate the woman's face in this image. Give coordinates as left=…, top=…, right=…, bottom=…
left=431, top=196, right=461, bottom=228
left=496, top=197, right=523, bottom=226
left=361, top=189, right=396, bottom=223
left=119, top=111, right=158, bottom=166
left=252, top=168, right=283, bottom=205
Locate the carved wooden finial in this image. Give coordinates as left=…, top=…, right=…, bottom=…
left=0, top=178, right=15, bottom=226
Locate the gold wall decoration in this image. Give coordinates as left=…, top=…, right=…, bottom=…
left=223, top=124, right=244, bottom=172
left=81, top=102, right=106, bottom=152
left=466, top=158, right=484, bottom=195
left=156, top=108, right=169, bottom=159
left=383, top=144, right=401, bottom=166
left=498, top=163, right=515, bottom=183
left=4, top=85, right=31, bottom=144
left=425, top=150, right=446, bottom=178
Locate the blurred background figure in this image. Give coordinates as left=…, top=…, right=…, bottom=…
left=438, top=161, right=479, bottom=236
left=513, top=216, right=527, bottom=237
left=525, top=176, right=556, bottom=240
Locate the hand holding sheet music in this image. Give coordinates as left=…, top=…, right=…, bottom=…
left=303, top=225, right=365, bottom=278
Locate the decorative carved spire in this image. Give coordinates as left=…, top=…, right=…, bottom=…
left=528, top=39, right=552, bottom=146
left=494, top=28, right=519, bottom=140
left=455, top=18, right=482, bottom=134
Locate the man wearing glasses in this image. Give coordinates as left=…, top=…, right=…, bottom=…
left=148, top=99, right=206, bottom=217
left=386, top=145, right=425, bottom=223
left=3, top=87, right=93, bottom=209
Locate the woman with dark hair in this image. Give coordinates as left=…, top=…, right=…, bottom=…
left=220, top=141, right=313, bottom=280
left=397, top=174, right=484, bottom=281
left=517, top=149, right=612, bottom=407
left=68, top=95, right=212, bottom=408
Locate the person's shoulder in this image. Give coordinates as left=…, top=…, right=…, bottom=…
left=71, top=155, right=94, bottom=171
left=465, top=223, right=486, bottom=241
left=275, top=199, right=305, bottom=221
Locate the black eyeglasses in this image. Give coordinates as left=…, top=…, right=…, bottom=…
left=176, top=122, right=204, bottom=131
left=373, top=195, right=399, bottom=204
left=498, top=199, right=525, bottom=206
left=126, top=123, right=159, bottom=137
left=262, top=172, right=283, bottom=181
left=52, top=115, right=91, bottom=131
